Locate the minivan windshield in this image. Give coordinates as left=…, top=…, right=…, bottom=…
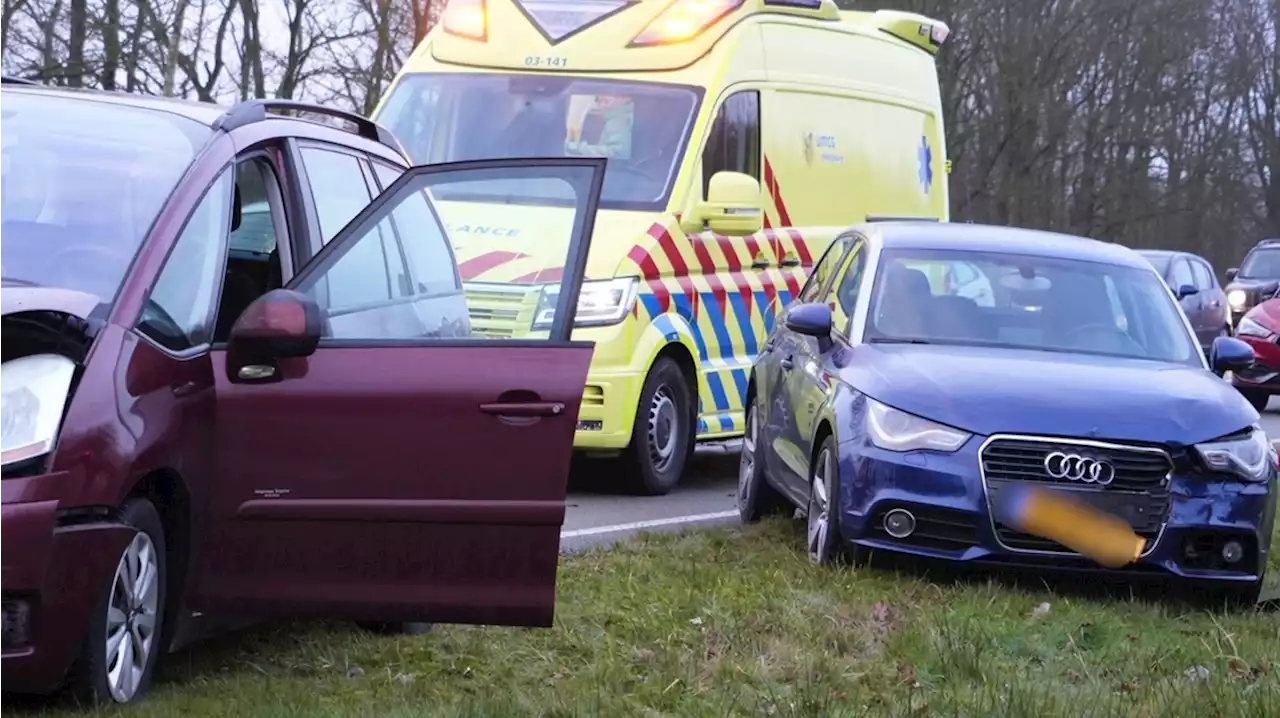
left=867, top=248, right=1202, bottom=367
left=1, top=91, right=211, bottom=304
left=1238, top=247, right=1280, bottom=279
left=375, top=73, right=703, bottom=211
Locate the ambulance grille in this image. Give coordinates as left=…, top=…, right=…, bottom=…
left=464, top=284, right=539, bottom=339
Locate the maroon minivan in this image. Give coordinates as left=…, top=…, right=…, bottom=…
left=2, top=84, right=604, bottom=704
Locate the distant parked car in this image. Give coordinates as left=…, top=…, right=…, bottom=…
left=1225, top=239, right=1280, bottom=328
left=1136, top=250, right=1230, bottom=353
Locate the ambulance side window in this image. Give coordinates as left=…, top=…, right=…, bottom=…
left=701, top=91, right=760, bottom=199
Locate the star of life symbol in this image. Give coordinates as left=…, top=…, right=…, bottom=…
left=917, top=135, right=934, bottom=194
left=517, top=0, right=633, bottom=43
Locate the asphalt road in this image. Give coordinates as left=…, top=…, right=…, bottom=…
left=560, top=401, right=1280, bottom=552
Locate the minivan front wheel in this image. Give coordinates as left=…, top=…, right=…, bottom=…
left=71, top=497, right=168, bottom=705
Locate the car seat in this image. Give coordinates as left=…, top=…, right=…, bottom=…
left=215, top=186, right=265, bottom=341
left=932, top=295, right=992, bottom=341
left=878, top=263, right=934, bottom=337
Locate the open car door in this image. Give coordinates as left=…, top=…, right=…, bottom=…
left=198, top=158, right=605, bottom=627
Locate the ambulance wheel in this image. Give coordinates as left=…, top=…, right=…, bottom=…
left=69, top=498, right=168, bottom=705
left=623, top=357, right=695, bottom=496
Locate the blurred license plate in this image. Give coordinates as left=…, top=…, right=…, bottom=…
left=996, top=486, right=1146, bottom=568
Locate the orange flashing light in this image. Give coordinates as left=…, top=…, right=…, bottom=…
left=442, top=0, right=487, bottom=41
left=629, top=0, right=745, bottom=47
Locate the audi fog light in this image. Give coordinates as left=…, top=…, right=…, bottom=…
left=865, top=399, right=970, bottom=453
left=1222, top=540, right=1244, bottom=564
left=1195, top=427, right=1270, bottom=482
left=1, top=354, right=77, bottom=467
left=533, top=277, right=639, bottom=330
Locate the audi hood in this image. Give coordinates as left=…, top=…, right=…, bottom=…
left=841, top=344, right=1256, bottom=446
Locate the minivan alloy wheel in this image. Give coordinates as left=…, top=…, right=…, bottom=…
left=106, top=532, right=160, bottom=703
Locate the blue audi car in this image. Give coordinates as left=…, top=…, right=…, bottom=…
left=739, top=222, right=1276, bottom=602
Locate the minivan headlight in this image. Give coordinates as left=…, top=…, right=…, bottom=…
left=1195, top=427, right=1272, bottom=483
left=533, top=277, right=640, bottom=329
left=866, top=398, right=971, bottom=453
left=1, top=354, right=77, bottom=467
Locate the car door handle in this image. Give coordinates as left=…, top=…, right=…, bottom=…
left=479, top=401, right=565, bottom=417
left=780, top=354, right=794, bottom=370
left=780, top=255, right=801, bottom=268
left=752, top=256, right=772, bottom=269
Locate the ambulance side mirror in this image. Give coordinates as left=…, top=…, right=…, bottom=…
left=695, top=171, right=763, bottom=237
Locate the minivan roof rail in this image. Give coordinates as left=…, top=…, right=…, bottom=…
left=214, top=99, right=400, bottom=152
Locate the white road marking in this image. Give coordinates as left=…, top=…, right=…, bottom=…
left=560, top=510, right=739, bottom=538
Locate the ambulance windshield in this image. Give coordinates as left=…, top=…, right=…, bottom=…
left=377, top=73, right=702, bottom=211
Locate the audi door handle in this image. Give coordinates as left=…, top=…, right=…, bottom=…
left=479, top=401, right=565, bottom=417
left=780, top=355, right=794, bottom=370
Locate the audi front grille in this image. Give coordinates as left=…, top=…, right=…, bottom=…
left=979, top=435, right=1173, bottom=556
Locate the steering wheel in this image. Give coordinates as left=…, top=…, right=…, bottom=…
left=1061, top=323, right=1145, bottom=354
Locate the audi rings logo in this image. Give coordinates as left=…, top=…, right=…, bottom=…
left=1042, top=452, right=1116, bottom=485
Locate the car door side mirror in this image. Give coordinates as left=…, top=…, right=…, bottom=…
left=785, top=302, right=834, bottom=352
left=1226, top=267, right=1239, bottom=281
left=689, top=171, right=763, bottom=237
left=1209, top=336, right=1254, bottom=377
left=226, top=289, right=323, bottom=383
left=1176, top=283, right=1199, bottom=299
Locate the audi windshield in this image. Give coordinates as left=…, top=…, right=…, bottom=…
left=374, top=73, right=702, bottom=211
left=0, top=91, right=211, bottom=304
left=867, top=248, right=1202, bottom=367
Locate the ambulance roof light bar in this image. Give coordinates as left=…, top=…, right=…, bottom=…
left=869, top=9, right=950, bottom=56
left=442, top=0, right=488, bottom=41
left=628, top=0, right=745, bottom=47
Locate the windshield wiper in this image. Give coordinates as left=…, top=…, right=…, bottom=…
left=0, top=276, right=40, bottom=287
left=869, top=336, right=932, bottom=345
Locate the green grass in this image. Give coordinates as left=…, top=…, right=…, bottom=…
left=18, top=519, right=1280, bottom=717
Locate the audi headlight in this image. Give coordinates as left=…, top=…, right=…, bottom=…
left=1235, top=316, right=1272, bottom=339
left=1228, top=289, right=1247, bottom=309
left=1, top=354, right=77, bottom=468
left=533, top=277, right=639, bottom=330
left=1195, top=427, right=1272, bottom=483
left=866, top=399, right=971, bottom=453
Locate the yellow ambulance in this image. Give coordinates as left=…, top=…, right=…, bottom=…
left=372, top=0, right=951, bottom=494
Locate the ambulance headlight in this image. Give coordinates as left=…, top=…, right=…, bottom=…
left=534, top=277, right=639, bottom=329
left=2, top=354, right=77, bottom=468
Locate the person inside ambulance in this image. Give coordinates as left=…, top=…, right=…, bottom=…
left=565, top=94, right=635, bottom=160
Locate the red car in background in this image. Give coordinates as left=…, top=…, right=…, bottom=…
left=1231, top=296, right=1280, bottom=411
